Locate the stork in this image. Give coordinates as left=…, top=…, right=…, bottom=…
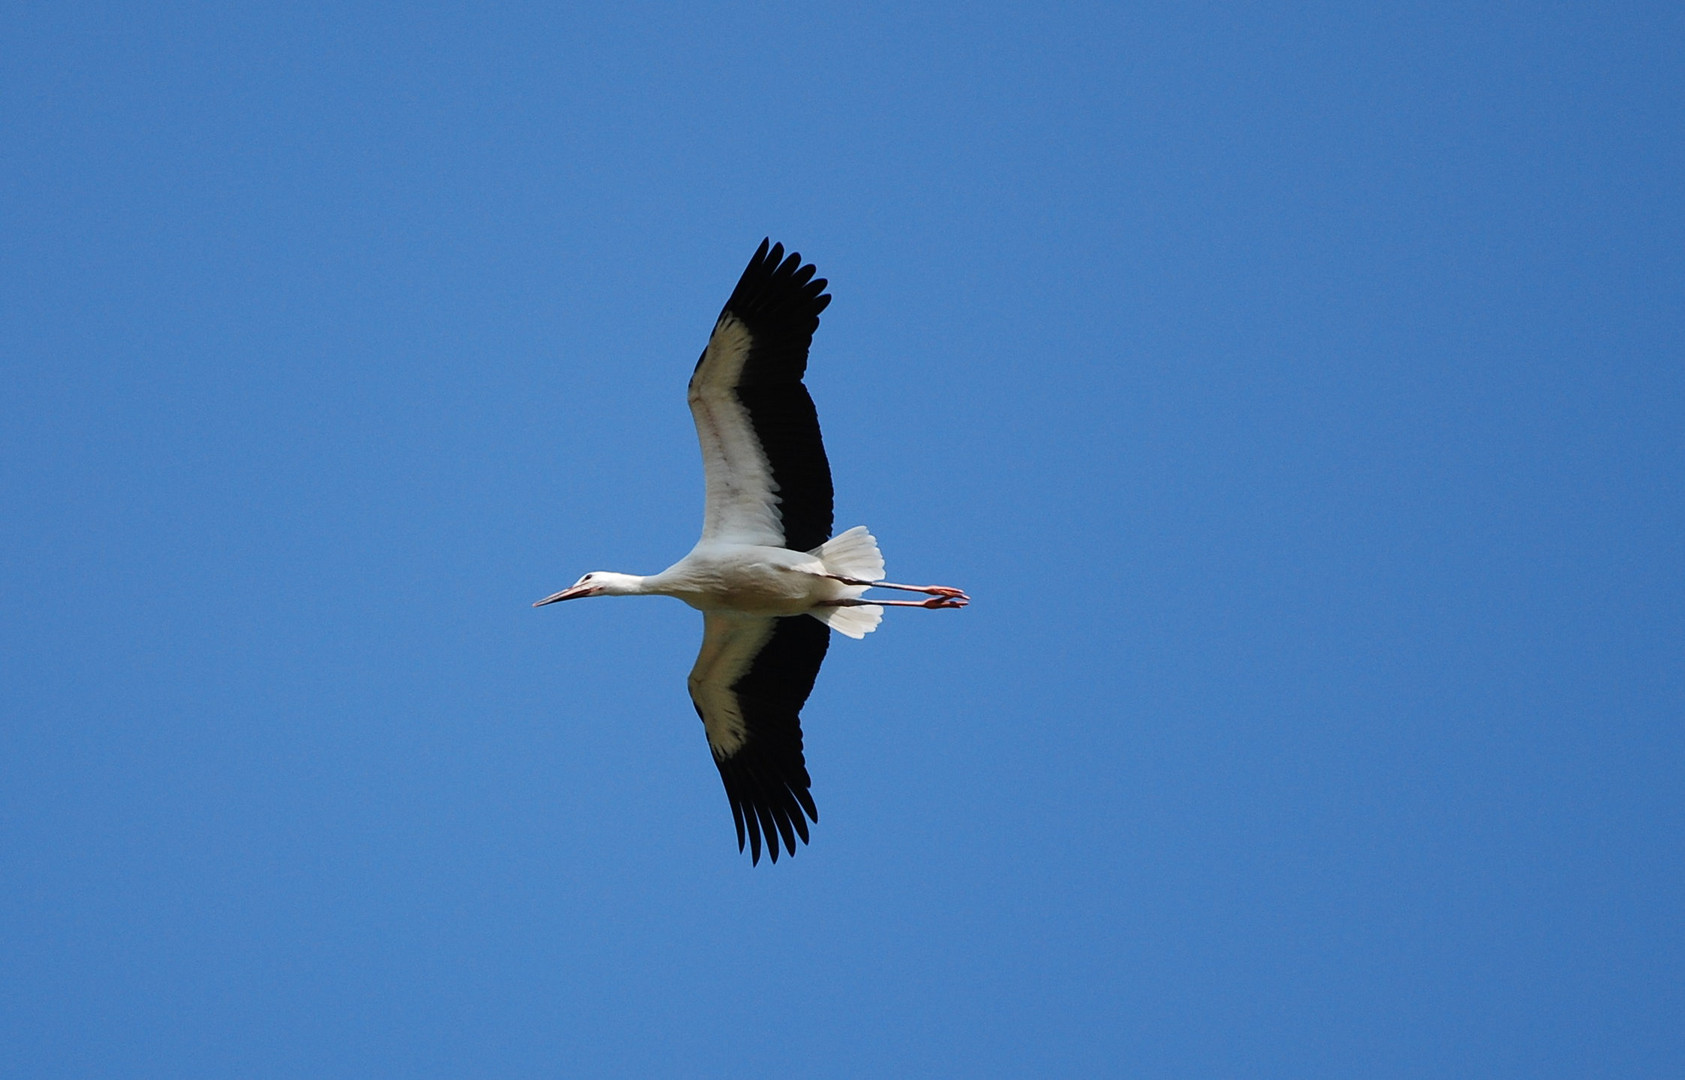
left=535, top=240, right=967, bottom=864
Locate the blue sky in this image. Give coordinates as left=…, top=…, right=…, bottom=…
left=3, top=3, right=1681, bottom=1076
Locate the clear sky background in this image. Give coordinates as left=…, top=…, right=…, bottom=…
left=4, top=4, right=1681, bottom=1077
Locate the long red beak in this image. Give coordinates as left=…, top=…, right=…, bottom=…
left=532, top=585, right=597, bottom=607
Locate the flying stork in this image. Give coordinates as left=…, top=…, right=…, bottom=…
left=535, top=239, right=968, bottom=864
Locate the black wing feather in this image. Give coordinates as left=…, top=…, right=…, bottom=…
left=709, top=615, right=830, bottom=864
left=702, top=239, right=835, bottom=553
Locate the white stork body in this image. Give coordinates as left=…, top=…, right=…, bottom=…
left=661, top=543, right=860, bottom=618
left=545, top=539, right=877, bottom=620
left=536, top=240, right=966, bottom=864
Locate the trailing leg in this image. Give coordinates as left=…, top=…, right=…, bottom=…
left=825, top=575, right=969, bottom=601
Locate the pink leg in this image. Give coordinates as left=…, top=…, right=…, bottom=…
left=821, top=596, right=967, bottom=610
left=827, top=576, right=970, bottom=601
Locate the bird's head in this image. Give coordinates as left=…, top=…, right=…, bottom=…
left=532, top=571, right=643, bottom=606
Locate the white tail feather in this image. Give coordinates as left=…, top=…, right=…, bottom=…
left=814, top=525, right=885, bottom=583
left=810, top=604, right=883, bottom=639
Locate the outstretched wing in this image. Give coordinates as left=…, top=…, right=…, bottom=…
left=687, top=239, right=834, bottom=552
left=687, top=611, right=829, bottom=864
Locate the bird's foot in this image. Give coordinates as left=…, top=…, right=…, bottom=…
left=925, top=586, right=969, bottom=600
left=921, top=595, right=968, bottom=609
